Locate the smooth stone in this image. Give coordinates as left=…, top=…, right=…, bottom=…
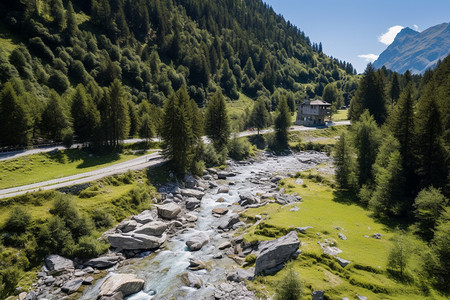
left=180, top=272, right=202, bottom=289
left=156, top=203, right=181, bottom=219
left=218, top=241, right=232, bottom=250
left=85, top=254, right=121, bottom=269
left=290, top=206, right=300, bottom=212
left=44, top=255, right=74, bottom=275
left=185, top=213, right=198, bottom=222
left=336, top=257, right=351, bottom=268
left=133, top=221, right=167, bottom=236
left=61, top=278, right=84, bottom=294
left=212, top=208, right=229, bottom=215
left=338, top=233, right=347, bottom=240
left=132, top=210, right=153, bottom=224
left=108, top=233, right=166, bottom=250
left=83, top=276, right=95, bottom=285
left=180, top=188, right=205, bottom=199
left=186, top=232, right=209, bottom=251
left=117, top=220, right=140, bottom=233
left=217, top=187, right=230, bottom=194
left=218, top=213, right=240, bottom=230
left=99, top=274, right=144, bottom=298
left=185, top=198, right=201, bottom=210
left=216, top=197, right=226, bottom=202
left=227, top=268, right=255, bottom=282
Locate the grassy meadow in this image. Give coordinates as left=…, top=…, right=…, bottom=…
left=241, top=170, right=445, bottom=299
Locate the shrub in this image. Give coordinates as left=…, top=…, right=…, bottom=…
left=228, top=136, right=254, bottom=161
left=191, top=160, right=205, bottom=177
left=274, top=263, right=303, bottom=300
left=91, top=209, right=115, bottom=229
left=74, top=235, right=109, bottom=259
left=0, top=267, right=20, bottom=299
left=37, top=216, right=75, bottom=257
left=245, top=254, right=257, bottom=265
left=203, top=144, right=219, bottom=167
left=3, top=207, right=31, bottom=233
left=62, top=128, right=74, bottom=149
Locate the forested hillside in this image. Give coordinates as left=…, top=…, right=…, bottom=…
left=0, top=0, right=357, bottom=148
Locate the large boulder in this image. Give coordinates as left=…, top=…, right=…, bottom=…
left=132, top=210, right=153, bottom=224
left=117, top=220, right=140, bottom=233
left=180, top=272, right=202, bottom=289
left=218, top=213, right=240, bottom=230
left=181, top=188, right=205, bottom=199
left=133, top=221, right=167, bottom=236
left=108, top=233, right=166, bottom=250
left=254, top=231, right=300, bottom=276
left=61, top=278, right=84, bottom=294
left=227, top=268, right=255, bottom=282
left=186, top=232, right=209, bottom=251
left=85, top=254, right=121, bottom=269
left=157, top=203, right=181, bottom=219
left=99, top=274, right=144, bottom=298
left=185, top=198, right=201, bottom=210
left=238, top=191, right=258, bottom=206
left=44, top=255, right=74, bottom=275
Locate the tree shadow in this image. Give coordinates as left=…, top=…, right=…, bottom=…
left=46, top=148, right=122, bottom=169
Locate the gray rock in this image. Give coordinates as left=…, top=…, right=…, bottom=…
left=338, top=233, right=347, bottom=240
left=85, top=254, right=121, bottom=269
left=373, top=233, right=382, bottom=239
left=185, top=213, right=198, bottom=222
left=212, top=208, right=229, bottom=215
left=357, top=295, right=368, bottom=300
left=238, top=191, right=258, bottom=206
left=61, top=278, right=84, bottom=294
left=108, top=233, right=166, bottom=250
left=44, top=276, right=56, bottom=285
left=213, top=252, right=223, bottom=259
left=83, top=276, right=94, bottom=285
left=18, top=292, right=27, bottom=300
left=184, top=174, right=198, bottom=189
left=132, top=210, right=153, bottom=224
left=217, top=171, right=229, bottom=179
left=83, top=267, right=95, bottom=273
left=227, top=268, right=255, bottom=282
left=188, top=259, right=207, bottom=270
left=44, top=255, right=74, bottom=275
left=186, top=232, right=209, bottom=251
left=296, top=226, right=313, bottom=233
left=133, top=221, right=167, bottom=236
left=98, top=292, right=123, bottom=300
left=322, top=246, right=342, bottom=256
left=24, top=291, right=37, bottom=300
left=156, top=203, right=181, bottom=219
left=294, top=178, right=304, bottom=185
left=99, top=274, right=144, bottom=298
left=255, top=231, right=300, bottom=276
left=75, top=271, right=85, bottom=276
left=312, top=290, right=325, bottom=300
left=180, top=272, right=202, bottom=289
left=185, top=198, right=201, bottom=210
left=217, top=187, right=230, bottom=194
left=218, top=213, right=240, bottom=230
left=117, top=220, right=140, bottom=233
left=180, top=188, right=205, bottom=199
left=218, top=241, right=232, bottom=250
left=336, top=257, right=351, bottom=268
left=290, top=206, right=300, bottom=212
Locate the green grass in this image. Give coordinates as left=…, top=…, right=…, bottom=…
left=0, top=21, right=19, bottom=55
left=242, top=178, right=446, bottom=299
left=0, top=149, right=150, bottom=189
left=228, top=93, right=254, bottom=131
left=332, top=109, right=349, bottom=121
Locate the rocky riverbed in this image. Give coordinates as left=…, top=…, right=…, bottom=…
left=22, top=151, right=331, bottom=300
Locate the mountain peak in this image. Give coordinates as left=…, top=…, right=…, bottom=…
left=373, top=22, right=450, bottom=74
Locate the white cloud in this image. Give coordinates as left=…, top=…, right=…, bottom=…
left=378, top=25, right=404, bottom=45
left=413, top=24, right=419, bottom=31
left=358, top=54, right=379, bottom=62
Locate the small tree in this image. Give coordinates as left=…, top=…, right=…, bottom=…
left=205, top=91, right=230, bottom=151
left=413, top=187, right=448, bottom=240
left=274, top=97, right=291, bottom=149
left=274, top=263, right=303, bottom=300
left=387, top=233, right=411, bottom=276
left=334, top=132, right=357, bottom=190
left=249, top=98, right=270, bottom=135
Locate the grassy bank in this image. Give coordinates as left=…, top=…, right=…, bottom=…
left=0, top=148, right=153, bottom=189
left=241, top=173, right=445, bottom=299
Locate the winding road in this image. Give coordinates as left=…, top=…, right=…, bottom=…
left=0, top=121, right=350, bottom=199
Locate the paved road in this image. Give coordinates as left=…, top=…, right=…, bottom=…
left=0, top=151, right=164, bottom=199
left=0, top=121, right=350, bottom=199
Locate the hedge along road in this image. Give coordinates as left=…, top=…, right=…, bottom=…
left=0, top=121, right=350, bottom=199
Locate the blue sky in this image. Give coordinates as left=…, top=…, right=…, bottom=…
left=263, top=0, right=450, bottom=73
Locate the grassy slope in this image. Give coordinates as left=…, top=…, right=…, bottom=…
left=332, top=109, right=349, bottom=121
left=0, top=149, right=151, bottom=189
left=242, top=176, right=444, bottom=299
left=228, top=93, right=254, bottom=131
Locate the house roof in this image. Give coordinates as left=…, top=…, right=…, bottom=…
left=304, top=99, right=331, bottom=106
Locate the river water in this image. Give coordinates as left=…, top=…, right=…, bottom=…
left=81, top=151, right=330, bottom=300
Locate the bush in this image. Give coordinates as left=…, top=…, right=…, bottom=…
left=74, top=235, right=109, bottom=259
left=91, top=208, right=115, bottom=229
left=191, top=160, right=205, bottom=177
left=228, top=136, right=254, bottom=161
left=37, top=216, right=75, bottom=257
left=274, top=263, right=303, bottom=300
left=203, top=144, right=219, bottom=167
left=62, top=128, right=74, bottom=149
left=248, top=134, right=266, bottom=149
left=245, top=254, right=257, bottom=265
left=3, top=207, right=31, bottom=233
left=0, top=267, right=20, bottom=299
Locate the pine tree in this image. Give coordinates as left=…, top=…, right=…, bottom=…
left=369, top=135, right=405, bottom=216
left=249, top=98, right=270, bottom=134
left=139, top=113, right=154, bottom=144
left=274, top=97, right=291, bottom=149
left=106, top=79, right=130, bottom=146
left=334, top=132, right=357, bottom=190
left=220, top=60, right=239, bottom=100
left=415, top=82, right=448, bottom=190
left=388, top=83, right=417, bottom=196
left=66, top=1, right=78, bottom=35
left=352, top=111, right=381, bottom=187
left=71, top=84, right=100, bottom=145
left=161, top=87, right=194, bottom=174
left=205, top=91, right=230, bottom=150
left=349, top=63, right=387, bottom=124
left=243, top=57, right=257, bottom=80
left=389, top=73, right=401, bottom=104
left=50, top=0, right=65, bottom=31
left=40, top=90, right=70, bottom=141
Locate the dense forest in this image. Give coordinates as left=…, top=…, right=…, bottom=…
left=335, top=57, right=450, bottom=291
left=0, top=0, right=357, bottom=149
